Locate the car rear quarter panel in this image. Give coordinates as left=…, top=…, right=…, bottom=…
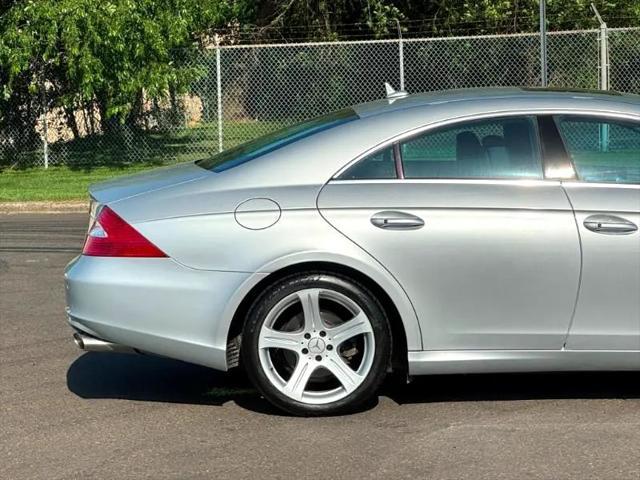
left=129, top=204, right=424, bottom=351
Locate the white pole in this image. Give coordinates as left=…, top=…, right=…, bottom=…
left=540, top=0, right=548, bottom=87
left=395, top=19, right=405, bottom=91
left=42, top=88, right=49, bottom=169
left=592, top=4, right=609, bottom=90
left=601, top=25, right=609, bottom=91
left=216, top=37, right=223, bottom=153
left=592, top=3, right=609, bottom=151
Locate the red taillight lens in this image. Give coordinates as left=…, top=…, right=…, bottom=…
left=82, top=206, right=167, bottom=258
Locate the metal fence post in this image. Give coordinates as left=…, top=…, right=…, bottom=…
left=600, top=25, right=609, bottom=91
left=216, top=37, right=223, bottom=153
left=395, top=19, right=405, bottom=91
left=41, top=87, right=49, bottom=169
left=540, top=0, right=548, bottom=87
left=592, top=4, right=609, bottom=90
left=592, top=4, right=610, bottom=151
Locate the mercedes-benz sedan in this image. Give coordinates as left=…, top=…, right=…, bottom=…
left=65, top=88, right=640, bottom=416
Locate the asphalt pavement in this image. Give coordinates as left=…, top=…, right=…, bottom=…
left=1, top=213, right=639, bottom=480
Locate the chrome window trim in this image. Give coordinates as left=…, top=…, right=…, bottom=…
left=561, top=180, right=640, bottom=190
left=330, top=178, right=561, bottom=187
left=332, top=108, right=640, bottom=182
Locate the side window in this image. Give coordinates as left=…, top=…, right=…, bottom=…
left=555, top=116, right=640, bottom=185
left=401, top=116, right=543, bottom=179
left=338, top=146, right=397, bottom=180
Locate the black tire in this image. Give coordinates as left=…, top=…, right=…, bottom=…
left=241, top=271, right=391, bottom=416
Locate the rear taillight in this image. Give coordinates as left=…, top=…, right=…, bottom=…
left=82, top=206, right=167, bottom=258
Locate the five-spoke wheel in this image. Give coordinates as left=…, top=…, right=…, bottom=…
left=242, top=273, right=390, bottom=416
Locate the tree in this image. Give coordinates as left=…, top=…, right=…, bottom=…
left=0, top=0, right=231, bottom=136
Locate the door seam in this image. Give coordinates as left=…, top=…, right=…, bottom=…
left=560, top=182, right=584, bottom=349
left=314, top=189, right=425, bottom=350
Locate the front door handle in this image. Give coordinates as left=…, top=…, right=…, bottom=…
left=371, top=211, right=424, bottom=230
left=583, top=214, right=638, bottom=235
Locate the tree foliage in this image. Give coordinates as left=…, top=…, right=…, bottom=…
left=0, top=0, right=230, bottom=133
left=237, top=1, right=639, bottom=40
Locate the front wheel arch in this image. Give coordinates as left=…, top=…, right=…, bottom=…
left=226, top=261, right=409, bottom=376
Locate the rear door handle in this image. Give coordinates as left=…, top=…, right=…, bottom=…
left=583, top=214, right=638, bottom=235
left=371, top=211, right=424, bottom=230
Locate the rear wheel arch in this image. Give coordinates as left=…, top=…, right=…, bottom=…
left=226, top=261, right=409, bottom=375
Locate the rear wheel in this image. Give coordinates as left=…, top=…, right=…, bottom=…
left=241, top=272, right=391, bottom=416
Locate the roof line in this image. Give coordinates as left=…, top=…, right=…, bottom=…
left=353, top=88, right=639, bottom=119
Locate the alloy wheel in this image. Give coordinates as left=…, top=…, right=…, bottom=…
left=257, top=288, right=375, bottom=405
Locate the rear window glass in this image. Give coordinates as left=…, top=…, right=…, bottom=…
left=197, top=108, right=359, bottom=172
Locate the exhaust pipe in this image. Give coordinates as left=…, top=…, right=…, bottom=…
left=73, top=332, right=137, bottom=354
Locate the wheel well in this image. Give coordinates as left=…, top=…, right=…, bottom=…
left=227, top=261, right=408, bottom=374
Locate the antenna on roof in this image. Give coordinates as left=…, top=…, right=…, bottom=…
left=384, top=82, right=408, bottom=100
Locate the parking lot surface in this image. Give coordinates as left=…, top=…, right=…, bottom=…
left=1, top=213, right=639, bottom=480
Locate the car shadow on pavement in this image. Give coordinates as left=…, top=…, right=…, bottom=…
left=67, top=352, right=640, bottom=415
left=384, top=371, right=640, bottom=405
left=66, top=352, right=281, bottom=414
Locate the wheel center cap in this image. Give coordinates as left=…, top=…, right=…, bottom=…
left=307, top=337, right=326, bottom=354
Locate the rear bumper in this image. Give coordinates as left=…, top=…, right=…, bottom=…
left=65, top=255, right=264, bottom=370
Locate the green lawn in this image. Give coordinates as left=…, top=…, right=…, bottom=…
left=0, top=165, right=155, bottom=202
left=0, top=120, right=287, bottom=202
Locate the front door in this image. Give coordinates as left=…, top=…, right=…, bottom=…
left=318, top=115, right=581, bottom=351
left=555, top=115, right=640, bottom=351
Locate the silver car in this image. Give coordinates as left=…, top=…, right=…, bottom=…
left=65, top=88, right=640, bottom=416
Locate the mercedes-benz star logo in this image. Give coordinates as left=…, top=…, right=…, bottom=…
left=307, top=337, right=326, bottom=354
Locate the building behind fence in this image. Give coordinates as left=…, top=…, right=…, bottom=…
left=1, top=27, right=639, bottom=168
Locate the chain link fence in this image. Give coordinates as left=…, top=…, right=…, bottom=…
left=1, top=27, right=638, bottom=169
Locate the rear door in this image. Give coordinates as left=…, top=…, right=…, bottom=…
left=318, top=114, right=581, bottom=351
left=555, top=115, right=640, bottom=351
